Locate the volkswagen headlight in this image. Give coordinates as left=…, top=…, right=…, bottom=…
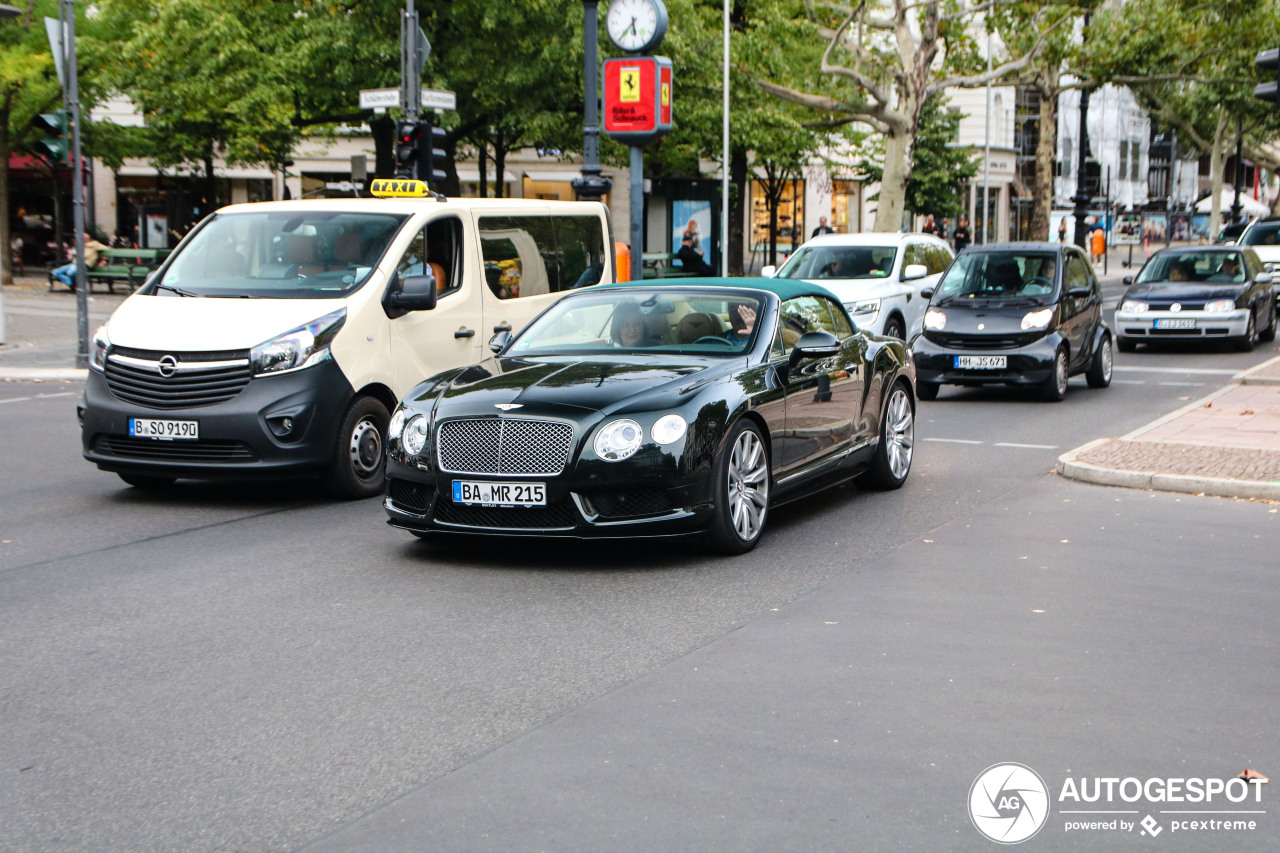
left=250, top=308, right=346, bottom=376
left=1120, top=300, right=1148, bottom=314
left=402, top=414, right=429, bottom=456
left=90, top=326, right=110, bottom=372
left=651, top=414, right=687, bottom=445
left=924, top=309, right=947, bottom=330
left=1204, top=299, right=1236, bottom=313
left=594, top=418, right=643, bottom=461
left=1021, top=308, right=1055, bottom=330
left=845, top=299, right=880, bottom=317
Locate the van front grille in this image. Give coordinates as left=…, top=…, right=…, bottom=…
left=104, top=348, right=252, bottom=409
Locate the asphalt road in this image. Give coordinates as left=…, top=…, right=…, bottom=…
left=1, top=324, right=1277, bottom=851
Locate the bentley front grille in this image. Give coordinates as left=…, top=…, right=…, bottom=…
left=436, top=418, right=574, bottom=476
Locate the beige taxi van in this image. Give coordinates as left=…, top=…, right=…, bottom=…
left=79, top=179, right=616, bottom=497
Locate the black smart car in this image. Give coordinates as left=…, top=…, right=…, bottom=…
left=910, top=241, right=1113, bottom=401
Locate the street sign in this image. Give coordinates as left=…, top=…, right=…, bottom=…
left=359, top=87, right=456, bottom=111
left=602, top=56, right=673, bottom=145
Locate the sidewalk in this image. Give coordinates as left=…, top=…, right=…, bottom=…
left=1058, top=355, right=1280, bottom=500
left=0, top=274, right=127, bottom=380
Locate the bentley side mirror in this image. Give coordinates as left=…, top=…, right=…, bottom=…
left=788, top=331, right=842, bottom=367
left=488, top=330, right=512, bottom=354
left=1066, top=286, right=1092, bottom=299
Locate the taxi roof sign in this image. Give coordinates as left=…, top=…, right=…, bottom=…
left=370, top=178, right=430, bottom=198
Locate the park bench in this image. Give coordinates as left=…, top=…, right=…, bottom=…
left=641, top=252, right=701, bottom=279
left=49, top=247, right=172, bottom=294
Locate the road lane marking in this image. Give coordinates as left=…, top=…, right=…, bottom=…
left=1111, top=379, right=1146, bottom=384
left=0, top=392, right=76, bottom=405
left=993, top=442, right=1060, bottom=449
left=1112, top=366, right=1241, bottom=375
left=922, top=437, right=984, bottom=444
left=1157, top=381, right=1205, bottom=387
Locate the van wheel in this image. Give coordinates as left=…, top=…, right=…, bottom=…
left=1086, top=334, right=1113, bottom=388
left=323, top=396, right=390, bottom=500
left=118, top=473, right=176, bottom=489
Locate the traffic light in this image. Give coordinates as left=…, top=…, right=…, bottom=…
left=424, top=122, right=447, bottom=188
left=1257, top=48, right=1280, bottom=109
left=394, top=119, right=424, bottom=178
left=32, top=110, right=69, bottom=168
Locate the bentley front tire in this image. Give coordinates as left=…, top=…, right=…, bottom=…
left=707, top=419, right=770, bottom=555
left=858, top=381, right=914, bottom=490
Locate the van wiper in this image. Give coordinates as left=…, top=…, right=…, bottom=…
left=152, top=282, right=198, bottom=297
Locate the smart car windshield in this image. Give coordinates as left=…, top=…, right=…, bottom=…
left=507, top=290, right=766, bottom=356
left=775, top=244, right=897, bottom=280
left=933, top=251, right=1058, bottom=306
left=1136, top=251, right=1245, bottom=284
left=151, top=211, right=407, bottom=298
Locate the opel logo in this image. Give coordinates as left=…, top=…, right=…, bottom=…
left=1171, top=303, right=1182, bottom=313
left=157, top=355, right=179, bottom=377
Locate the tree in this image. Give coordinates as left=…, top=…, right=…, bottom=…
left=860, top=93, right=977, bottom=220
left=750, top=0, right=1067, bottom=231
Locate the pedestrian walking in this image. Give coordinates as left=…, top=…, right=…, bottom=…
left=953, top=218, right=971, bottom=252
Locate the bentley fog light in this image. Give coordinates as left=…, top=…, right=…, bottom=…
left=594, top=418, right=643, bottom=461
left=250, top=308, right=346, bottom=376
left=402, top=414, right=429, bottom=456
left=651, top=414, right=687, bottom=445
left=1204, top=299, right=1236, bottom=313
left=924, top=309, right=947, bottom=330
left=1020, top=308, right=1055, bottom=330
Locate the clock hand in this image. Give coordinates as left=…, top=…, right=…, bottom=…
left=629, top=16, right=637, bottom=36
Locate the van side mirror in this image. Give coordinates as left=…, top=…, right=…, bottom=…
left=788, top=331, right=841, bottom=367
left=902, top=263, right=928, bottom=281
left=382, top=270, right=438, bottom=318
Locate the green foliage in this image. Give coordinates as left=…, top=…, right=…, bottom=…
left=858, top=94, right=977, bottom=218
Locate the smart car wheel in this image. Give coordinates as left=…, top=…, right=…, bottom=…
left=1041, top=346, right=1069, bottom=402
left=1232, top=309, right=1256, bottom=353
left=1086, top=334, right=1113, bottom=388
left=858, top=381, right=914, bottom=490
left=707, top=419, right=770, bottom=555
left=323, top=396, right=389, bottom=500
left=1259, top=299, right=1277, bottom=343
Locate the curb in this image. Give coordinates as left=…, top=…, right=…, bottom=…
left=1233, top=352, right=1280, bottom=386
left=1057, top=441, right=1280, bottom=500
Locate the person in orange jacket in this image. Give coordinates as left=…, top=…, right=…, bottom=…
left=1090, top=224, right=1106, bottom=265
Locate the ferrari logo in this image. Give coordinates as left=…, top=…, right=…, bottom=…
left=620, top=67, right=640, bottom=103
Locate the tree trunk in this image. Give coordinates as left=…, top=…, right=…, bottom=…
left=477, top=143, right=488, bottom=198
left=729, top=147, right=747, bottom=276
left=1, top=112, right=11, bottom=286
left=1208, top=111, right=1228, bottom=237
left=494, top=133, right=508, bottom=200
left=1030, top=71, right=1059, bottom=242
left=876, top=123, right=913, bottom=232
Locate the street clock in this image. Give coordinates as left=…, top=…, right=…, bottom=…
left=606, top=0, right=668, bottom=54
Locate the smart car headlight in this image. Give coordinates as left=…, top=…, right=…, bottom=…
left=845, top=299, right=880, bottom=317
left=1204, top=299, right=1236, bottom=313
left=90, top=325, right=110, bottom=372
left=250, top=308, right=346, bottom=376
left=651, top=414, right=687, bottom=445
left=594, top=418, right=643, bottom=461
left=924, top=309, right=947, bottom=330
left=402, top=414, right=429, bottom=456
left=1021, top=308, right=1055, bottom=330
left=1120, top=300, right=1148, bottom=314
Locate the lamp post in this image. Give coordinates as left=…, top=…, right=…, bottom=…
left=0, top=4, right=19, bottom=346
left=1070, top=15, right=1093, bottom=250
left=572, top=0, right=611, bottom=203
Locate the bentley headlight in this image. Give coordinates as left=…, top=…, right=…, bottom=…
left=250, top=308, right=346, bottom=376
left=924, top=309, right=947, bottom=330
left=90, top=326, right=110, bottom=372
left=402, top=414, right=430, bottom=456
left=594, top=418, right=643, bottom=461
left=1204, top=299, right=1236, bottom=313
left=845, top=299, right=880, bottom=317
left=651, top=414, right=687, bottom=445
left=388, top=406, right=408, bottom=445
left=1021, top=308, right=1055, bottom=330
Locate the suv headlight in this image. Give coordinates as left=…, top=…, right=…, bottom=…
left=249, top=308, right=346, bottom=376
left=1204, top=299, right=1236, bottom=313
left=844, top=299, right=880, bottom=317
left=1021, top=308, right=1055, bottom=330
left=90, top=326, right=110, bottom=372
left=1120, top=300, right=1148, bottom=314
left=594, top=418, right=643, bottom=461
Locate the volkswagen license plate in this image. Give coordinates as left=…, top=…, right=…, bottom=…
left=954, top=355, right=1006, bottom=369
left=452, top=480, right=546, bottom=507
left=1155, top=318, right=1196, bottom=330
left=129, top=418, right=198, bottom=440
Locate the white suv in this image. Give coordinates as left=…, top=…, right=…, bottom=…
left=762, top=232, right=954, bottom=339
left=1239, top=217, right=1280, bottom=294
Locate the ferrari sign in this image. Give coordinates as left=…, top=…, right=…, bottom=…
left=602, top=56, right=673, bottom=145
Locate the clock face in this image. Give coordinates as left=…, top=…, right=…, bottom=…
left=606, top=0, right=667, bottom=54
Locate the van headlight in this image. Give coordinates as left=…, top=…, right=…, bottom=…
left=1020, top=308, right=1055, bottom=330
left=1204, top=299, right=1236, bottom=313
left=594, top=418, right=643, bottom=461
left=90, top=326, right=110, bottom=372
left=249, top=308, right=346, bottom=376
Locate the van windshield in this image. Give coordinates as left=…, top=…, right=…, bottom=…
left=151, top=211, right=407, bottom=298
